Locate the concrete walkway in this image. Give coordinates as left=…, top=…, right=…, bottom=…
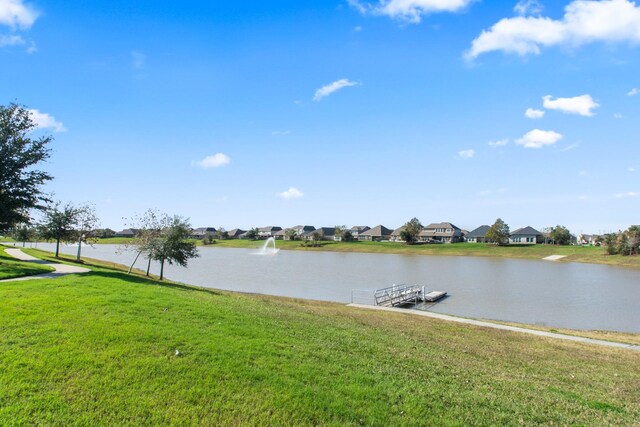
left=347, top=304, right=640, bottom=352
left=2, top=248, right=90, bottom=282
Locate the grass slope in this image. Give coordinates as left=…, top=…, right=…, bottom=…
left=1, top=257, right=639, bottom=425
left=0, top=248, right=54, bottom=280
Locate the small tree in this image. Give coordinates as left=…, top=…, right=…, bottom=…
left=626, top=225, right=640, bottom=256
left=342, top=230, right=354, bottom=242
left=603, top=233, right=619, bottom=255
left=12, top=223, right=33, bottom=247
left=285, top=228, right=298, bottom=241
left=400, top=217, right=422, bottom=245
left=245, top=228, right=259, bottom=240
left=74, top=203, right=100, bottom=261
left=39, top=202, right=80, bottom=257
left=0, top=103, right=53, bottom=232
left=334, top=225, right=346, bottom=241
left=151, top=215, right=199, bottom=280
left=486, top=218, right=510, bottom=245
left=549, top=225, right=572, bottom=246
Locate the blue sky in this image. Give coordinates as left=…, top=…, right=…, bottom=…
left=2, top=0, right=639, bottom=234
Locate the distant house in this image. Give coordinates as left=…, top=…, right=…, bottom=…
left=349, top=226, right=370, bottom=239
left=358, top=225, right=392, bottom=242
left=465, top=225, right=492, bottom=243
left=275, top=225, right=316, bottom=240
left=115, top=228, right=138, bottom=238
left=390, top=226, right=406, bottom=242
left=509, top=226, right=543, bottom=244
left=302, top=227, right=335, bottom=241
left=191, top=227, right=217, bottom=239
left=257, top=226, right=282, bottom=238
left=226, top=229, right=245, bottom=239
left=577, top=234, right=598, bottom=245
left=419, top=222, right=463, bottom=243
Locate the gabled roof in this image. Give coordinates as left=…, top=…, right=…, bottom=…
left=424, top=222, right=461, bottom=230
left=350, top=226, right=370, bottom=232
left=192, top=227, right=217, bottom=233
left=391, top=226, right=406, bottom=236
left=360, top=225, right=392, bottom=237
left=511, top=226, right=542, bottom=236
left=466, top=225, right=491, bottom=238
left=304, top=227, right=335, bottom=237
left=227, top=228, right=245, bottom=237
left=258, top=226, right=282, bottom=232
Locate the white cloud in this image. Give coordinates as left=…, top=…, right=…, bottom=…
left=313, top=79, right=359, bottom=101
left=628, top=87, right=640, bottom=96
left=349, top=0, right=475, bottom=23
left=458, top=149, right=475, bottom=158
left=579, top=170, right=588, bottom=176
left=0, top=33, right=22, bottom=46
left=629, top=167, right=636, bottom=172
left=542, top=94, right=599, bottom=117
left=488, top=138, right=509, bottom=147
left=28, top=109, right=66, bottom=132
left=613, top=112, right=624, bottom=119
left=276, top=187, right=304, bottom=200
left=194, top=153, right=231, bottom=169
left=514, top=0, right=544, bottom=16
left=0, top=0, right=38, bottom=29
left=354, top=25, right=363, bottom=32
left=131, top=51, right=146, bottom=70
left=515, top=129, right=563, bottom=148
left=467, top=0, right=640, bottom=60
left=560, top=143, right=579, bottom=152
left=525, top=108, right=545, bottom=119
left=615, top=191, right=639, bottom=198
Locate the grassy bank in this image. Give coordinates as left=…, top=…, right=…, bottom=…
left=0, top=247, right=54, bottom=280
left=1, top=253, right=639, bottom=425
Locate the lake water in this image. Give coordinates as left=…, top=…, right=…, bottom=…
left=26, top=242, right=640, bottom=333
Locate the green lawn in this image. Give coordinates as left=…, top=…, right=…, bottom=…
left=0, top=247, right=55, bottom=280
left=1, top=253, right=639, bottom=425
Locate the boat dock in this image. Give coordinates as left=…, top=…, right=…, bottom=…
left=373, top=284, right=447, bottom=307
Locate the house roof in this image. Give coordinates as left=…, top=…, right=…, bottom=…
left=391, top=226, right=406, bottom=236
left=466, top=225, right=491, bottom=238
left=350, top=226, right=370, bottom=232
left=424, top=222, right=461, bottom=230
left=302, top=227, right=335, bottom=237
left=116, top=228, right=138, bottom=236
left=227, top=229, right=245, bottom=237
left=360, top=225, right=392, bottom=237
left=192, top=227, right=216, bottom=233
left=511, top=226, right=543, bottom=236
left=258, top=226, right=282, bottom=232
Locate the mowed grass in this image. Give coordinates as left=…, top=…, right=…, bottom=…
left=1, top=257, right=639, bottom=425
left=0, top=248, right=54, bottom=280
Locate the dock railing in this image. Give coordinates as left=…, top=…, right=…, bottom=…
left=373, top=284, right=424, bottom=307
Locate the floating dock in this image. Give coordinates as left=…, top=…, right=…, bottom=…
left=373, top=284, right=447, bottom=307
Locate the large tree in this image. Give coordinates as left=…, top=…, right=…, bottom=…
left=400, top=217, right=423, bottom=244
left=549, top=225, right=572, bottom=245
left=0, top=103, right=53, bottom=232
left=486, top=218, right=510, bottom=245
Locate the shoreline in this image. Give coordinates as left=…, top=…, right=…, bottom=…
left=10, top=245, right=640, bottom=346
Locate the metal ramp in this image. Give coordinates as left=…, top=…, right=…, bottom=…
left=374, top=284, right=425, bottom=307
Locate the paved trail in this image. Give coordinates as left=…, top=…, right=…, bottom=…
left=348, top=304, right=640, bottom=353
left=1, top=248, right=90, bottom=282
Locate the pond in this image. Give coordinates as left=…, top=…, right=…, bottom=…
left=28, top=242, right=640, bottom=333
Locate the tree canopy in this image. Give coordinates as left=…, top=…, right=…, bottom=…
left=0, top=103, right=53, bottom=232
left=39, top=202, right=81, bottom=257
left=400, top=217, right=422, bottom=244
left=486, top=218, right=510, bottom=245
left=549, top=225, right=572, bottom=245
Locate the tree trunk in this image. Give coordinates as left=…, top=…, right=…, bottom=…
left=22, top=241, right=25, bottom=248
left=159, top=258, right=165, bottom=281
left=146, top=258, right=152, bottom=276
left=55, top=239, right=60, bottom=257
left=76, top=238, right=82, bottom=262
left=128, top=250, right=142, bottom=275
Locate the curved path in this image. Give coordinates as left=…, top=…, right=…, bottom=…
left=348, top=304, right=640, bottom=352
left=1, top=248, right=90, bottom=282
